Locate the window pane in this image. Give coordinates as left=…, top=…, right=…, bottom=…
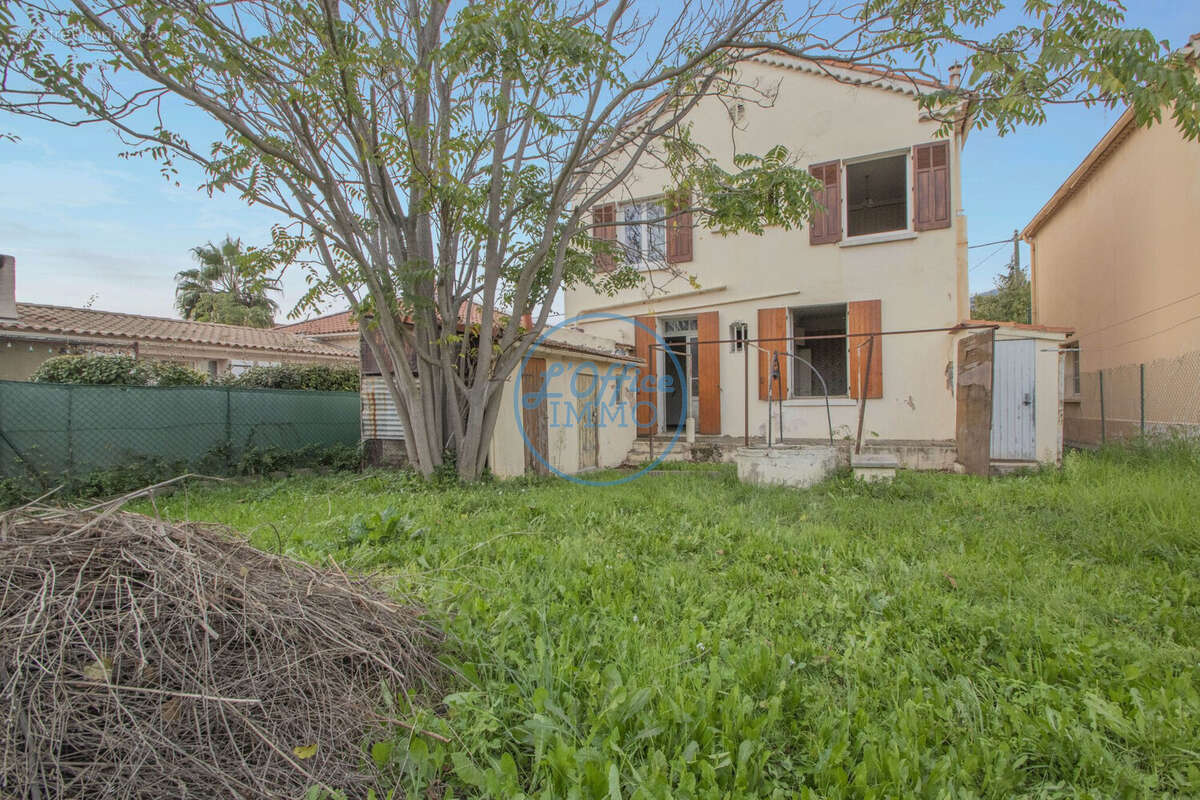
left=647, top=203, right=665, bottom=261
left=622, top=203, right=642, bottom=260
left=846, top=154, right=907, bottom=236
left=792, top=304, right=848, bottom=396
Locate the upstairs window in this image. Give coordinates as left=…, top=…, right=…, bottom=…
left=846, top=154, right=907, bottom=237
left=620, top=199, right=666, bottom=265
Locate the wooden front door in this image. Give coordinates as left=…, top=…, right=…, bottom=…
left=956, top=331, right=994, bottom=476
left=576, top=370, right=598, bottom=470
left=521, top=358, right=549, bottom=474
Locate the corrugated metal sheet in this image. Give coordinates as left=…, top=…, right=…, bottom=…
left=361, top=375, right=405, bottom=440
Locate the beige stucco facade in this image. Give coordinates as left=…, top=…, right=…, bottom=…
left=487, top=341, right=640, bottom=479
left=564, top=57, right=971, bottom=448
left=1024, top=110, right=1200, bottom=444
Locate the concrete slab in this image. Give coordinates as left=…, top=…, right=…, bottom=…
left=851, top=451, right=899, bottom=483
left=734, top=445, right=838, bottom=489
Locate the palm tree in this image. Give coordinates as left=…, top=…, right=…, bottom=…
left=174, top=237, right=281, bottom=328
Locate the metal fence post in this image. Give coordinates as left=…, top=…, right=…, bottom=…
left=66, top=385, right=74, bottom=481
left=225, top=387, right=233, bottom=460
left=743, top=341, right=749, bottom=447
left=1139, top=363, right=1146, bottom=438
left=1098, top=369, right=1106, bottom=444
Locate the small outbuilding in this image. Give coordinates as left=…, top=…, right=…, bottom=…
left=952, top=321, right=1072, bottom=474
left=362, top=327, right=641, bottom=478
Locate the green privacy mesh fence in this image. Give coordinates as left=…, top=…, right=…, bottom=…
left=0, top=380, right=360, bottom=482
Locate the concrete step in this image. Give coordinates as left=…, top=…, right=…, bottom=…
left=851, top=452, right=899, bottom=483
left=990, top=459, right=1039, bottom=476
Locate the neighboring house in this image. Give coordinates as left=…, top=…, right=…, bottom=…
left=275, top=310, right=359, bottom=352
left=0, top=255, right=355, bottom=380
left=1022, top=33, right=1200, bottom=446
left=563, top=53, right=1066, bottom=469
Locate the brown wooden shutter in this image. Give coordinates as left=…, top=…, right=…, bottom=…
left=633, top=315, right=657, bottom=435
left=666, top=192, right=693, bottom=264
left=847, top=299, right=883, bottom=399
left=592, top=203, right=617, bottom=271
left=913, top=142, right=951, bottom=231
left=757, top=307, right=789, bottom=401
left=696, top=311, right=721, bottom=434
left=809, top=161, right=842, bottom=245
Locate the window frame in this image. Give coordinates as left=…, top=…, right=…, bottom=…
left=841, top=148, right=913, bottom=241
left=789, top=303, right=850, bottom=399
left=1063, top=342, right=1082, bottom=401
left=657, top=315, right=700, bottom=431
left=617, top=196, right=668, bottom=268
left=729, top=320, right=749, bottom=353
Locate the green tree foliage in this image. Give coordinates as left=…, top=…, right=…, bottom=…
left=31, top=355, right=208, bottom=386
left=972, top=261, right=1033, bottom=324
left=221, top=364, right=359, bottom=392
left=174, top=237, right=281, bottom=328
left=2, top=0, right=1197, bottom=478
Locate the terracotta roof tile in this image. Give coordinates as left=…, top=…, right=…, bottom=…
left=275, top=310, right=357, bottom=336
left=279, top=302, right=490, bottom=336
left=3, top=303, right=356, bottom=359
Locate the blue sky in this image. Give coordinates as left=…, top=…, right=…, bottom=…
left=0, top=2, right=1193, bottom=321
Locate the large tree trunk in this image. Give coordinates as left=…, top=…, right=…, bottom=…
left=456, top=380, right=506, bottom=481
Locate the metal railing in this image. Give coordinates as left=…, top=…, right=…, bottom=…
left=637, top=322, right=998, bottom=460
left=743, top=341, right=834, bottom=448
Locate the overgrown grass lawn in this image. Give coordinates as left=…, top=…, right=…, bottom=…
left=137, top=446, right=1200, bottom=798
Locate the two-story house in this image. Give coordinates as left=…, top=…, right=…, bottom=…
left=564, top=53, right=981, bottom=466
left=1022, top=33, right=1200, bottom=446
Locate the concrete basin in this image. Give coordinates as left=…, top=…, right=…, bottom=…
left=734, top=444, right=839, bottom=489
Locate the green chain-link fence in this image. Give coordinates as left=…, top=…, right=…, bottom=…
left=0, top=380, right=360, bottom=484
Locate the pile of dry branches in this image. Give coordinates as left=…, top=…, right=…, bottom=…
left=0, top=502, right=443, bottom=799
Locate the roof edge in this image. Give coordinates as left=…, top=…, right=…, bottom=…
left=745, top=50, right=947, bottom=98
left=275, top=308, right=356, bottom=333
left=953, top=319, right=1074, bottom=336
left=5, top=303, right=356, bottom=359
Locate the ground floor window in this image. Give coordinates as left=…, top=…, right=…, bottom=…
left=791, top=304, right=848, bottom=397
left=729, top=320, right=748, bottom=352
left=1064, top=343, right=1081, bottom=398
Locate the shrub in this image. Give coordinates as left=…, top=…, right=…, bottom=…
left=30, top=355, right=208, bottom=387
left=32, top=354, right=147, bottom=385
left=223, top=363, right=359, bottom=392
left=147, top=362, right=209, bottom=387
left=0, top=442, right=363, bottom=508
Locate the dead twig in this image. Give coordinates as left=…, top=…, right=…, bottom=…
left=0, top=503, right=444, bottom=798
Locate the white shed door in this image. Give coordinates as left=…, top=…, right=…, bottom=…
left=990, top=339, right=1036, bottom=461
